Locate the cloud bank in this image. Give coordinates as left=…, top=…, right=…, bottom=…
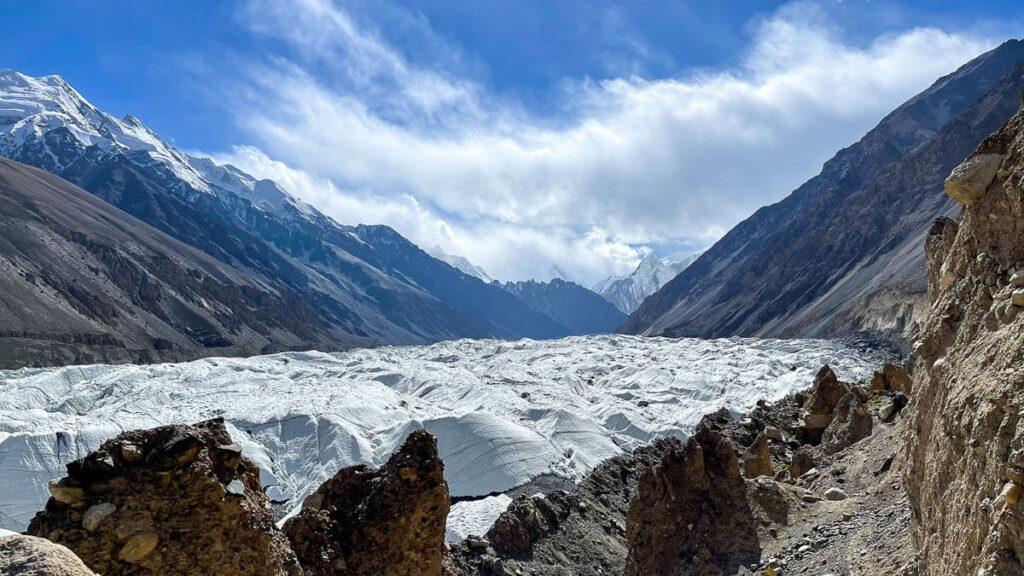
left=209, top=0, right=994, bottom=284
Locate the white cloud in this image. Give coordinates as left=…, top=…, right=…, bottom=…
left=215, top=0, right=995, bottom=284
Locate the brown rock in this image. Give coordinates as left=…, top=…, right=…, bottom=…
left=821, top=391, right=873, bottom=455
left=800, top=366, right=850, bottom=443
left=869, top=363, right=913, bottom=395
left=743, top=433, right=774, bottom=478
left=26, top=418, right=301, bottom=576
left=0, top=533, right=96, bottom=576
left=283, top=429, right=449, bottom=576
left=624, top=426, right=760, bottom=576
left=789, top=446, right=816, bottom=480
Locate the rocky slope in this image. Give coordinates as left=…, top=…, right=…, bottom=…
left=904, top=93, right=1024, bottom=575
left=0, top=157, right=364, bottom=368
left=0, top=70, right=567, bottom=367
left=620, top=40, right=1024, bottom=348
left=501, top=278, right=626, bottom=334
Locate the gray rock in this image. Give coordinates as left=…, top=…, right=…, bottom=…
left=824, top=488, right=849, bottom=501
left=81, top=503, right=116, bottom=532
left=0, top=533, right=96, bottom=576
left=945, top=153, right=1004, bottom=205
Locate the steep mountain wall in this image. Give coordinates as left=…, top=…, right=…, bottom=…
left=501, top=278, right=626, bottom=335
left=905, top=97, right=1024, bottom=575
left=620, top=40, right=1024, bottom=349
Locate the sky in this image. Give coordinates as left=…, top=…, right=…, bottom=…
left=2, top=0, right=1022, bottom=284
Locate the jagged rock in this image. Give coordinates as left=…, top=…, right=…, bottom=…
left=748, top=477, right=790, bottom=525
left=944, top=153, right=1003, bottom=205
left=487, top=492, right=572, bottom=556
left=0, top=533, right=96, bottom=576
left=789, top=446, right=817, bottom=480
left=907, top=100, right=1024, bottom=575
left=869, top=363, right=913, bottom=395
left=26, top=418, right=300, bottom=576
left=624, top=426, right=760, bottom=576
left=821, top=391, right=873, bottom=455
left=283, top=430, right=449, bottom=576
left=800, top=366, right=850, bottom=443
left=744, top=434, right=774, bottom=478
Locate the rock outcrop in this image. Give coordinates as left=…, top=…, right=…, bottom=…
left=906, top=95, right=1024, bottom=575
left=26, top=418, right=301, bottom=576
left=282, top=430, right=449, bottom=576
left=821, top=390, right=873, bottom=455
left=799, top=366, right=851, bottom=443
left=0, top=533, right=96, bottom=575
left=624, top=426, right=760, bottom=576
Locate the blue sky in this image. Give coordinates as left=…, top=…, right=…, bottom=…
left=2, top=1, right=1022, bottom=282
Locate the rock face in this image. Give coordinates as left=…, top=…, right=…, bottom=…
left=26, top=419, right=300, bottom=576
left=282, top=430, right=449, bottom=576
left=624, top=426, right=760, bottom=576
left=905, top=96, right=1024, bottom=575
left=0, top=533, right=96, bottom=576
left=620, top=40, right=1024, bottom=349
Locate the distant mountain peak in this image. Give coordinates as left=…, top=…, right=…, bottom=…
left=427, top=245, right=493, bottom=282
left=593, top=251, right=703, bottom=314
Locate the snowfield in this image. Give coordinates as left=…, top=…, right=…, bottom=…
left=0, top=335, right=890, bottom=536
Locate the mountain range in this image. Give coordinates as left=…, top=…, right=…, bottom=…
left=0, top=70, right=585, bottom=366
left=501, top=278, right=626, bottom=334
left=620, top=39, right=1024, bottom=348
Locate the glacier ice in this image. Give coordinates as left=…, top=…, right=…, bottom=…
left=0, top=335, right=890, bottom=533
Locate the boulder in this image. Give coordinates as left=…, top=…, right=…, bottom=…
left=0, top=533, right=96, bottom=576
left=26, top=418, right=300, bottom=576
left=869, top=363, right=913, bottom=395
left=800, top=366, right=850, bottom=443
left=789, top=446, right=817, bottom=480
left=743, top=433, right=774, bottom=479
left=487, top=492, right=572, bottom=556
left=822, top=392, right=873, bottom=455
left=283, top=430, right=450, bottom=576
left=944, top=153, right=1003, bottom=205
left=624, top=426, right=760, bottom=576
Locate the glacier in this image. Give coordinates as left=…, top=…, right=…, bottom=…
left=0, top=335, right=890, bottom=537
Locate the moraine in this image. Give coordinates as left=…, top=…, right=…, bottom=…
left=0, top=335, right=891, bottom=536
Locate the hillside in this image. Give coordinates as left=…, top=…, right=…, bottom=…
left=620, top=40, right=1024, bottom=348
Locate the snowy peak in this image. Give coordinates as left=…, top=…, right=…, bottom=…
left=428, top=245, right=493, bottom=282
left=594, top=251, right=702, bottom=314
left=0, top=69, right=210, bottom=191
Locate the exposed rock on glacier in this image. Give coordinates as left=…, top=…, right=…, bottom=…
left=0, top=335, right=889, bottom=532
left=26, top=419, right=301, bottom=576
left=282, top=430, right=449, bottom=576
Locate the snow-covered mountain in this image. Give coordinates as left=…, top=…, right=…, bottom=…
left=0, top=335, right=890, bottom=534
left=593, top=251, right=702, bottom=314
left=0, top=70, right=568, bottom=365
left=427, top=245, right=493, bottom=282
